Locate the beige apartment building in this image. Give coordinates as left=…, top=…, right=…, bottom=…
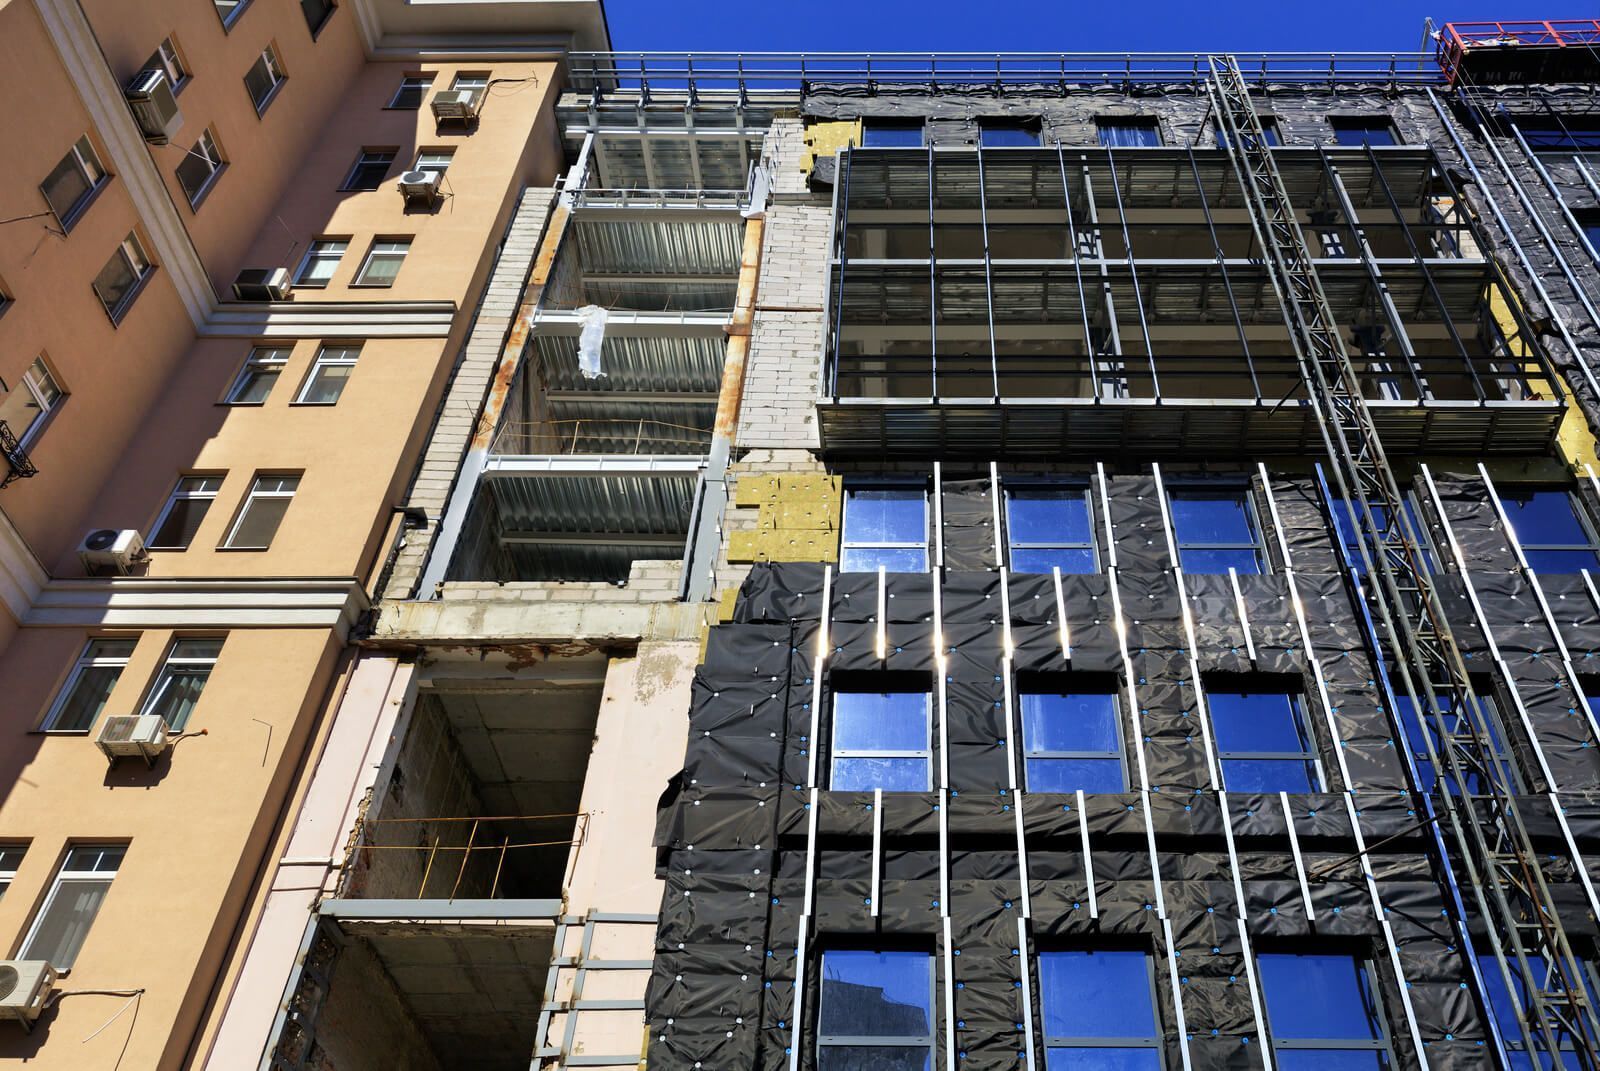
left=0, top=0, right=606, bottom=1067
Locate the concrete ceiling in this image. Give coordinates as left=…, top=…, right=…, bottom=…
left=430, top=684, right=604, bottom=819
left=357, top=0, right=612, bottom=55
left=349, top=920, right=557, bottom=1071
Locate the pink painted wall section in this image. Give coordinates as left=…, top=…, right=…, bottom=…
left=199, top=653, right=415, bottom=1071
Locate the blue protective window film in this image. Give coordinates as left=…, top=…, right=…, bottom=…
left=1259, top=953, right=1391, bottom=1066
left=1038, top=950, right=1161, bottom=1067
left=1021, top=690, right=1125, bottom=792
left=842, top=486, right=929, bottom=573
left=1209, top=688, right=1321, bottom=792
left=862, top=122, right=925, bottom=148
left=980, top=122, right=1040, bottom=147
left=1331, top=117, right=1398, bottom=146
left=819, top=949, right=935, bottom=1071
left=1500, top=488, right=1600, bottom=574
left=1475, top=951, right=1600, bottom=1065
left=1097, top=119, right=1163, bottom=147
left=1330, top=493, right=1436, bottom=576
left=1169, top=489, right=1263, bottom=575
left=832, top=691, right=932, bottom=792
left=1006, top=486, right=1097, bottom=574
left=1392, top=685, right=1519, bottom=795
left=1216, top=117, right=1281, bottom=147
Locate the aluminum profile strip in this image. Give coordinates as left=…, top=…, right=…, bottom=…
left=1107, top=565, right=1166, bottom=919
left=1280, top=790, right=1316, bottom=923
left=1162, top=917, right=1195, bottom=1071
left=1227, top=566, right=1258, bottom=665
left=1076, top=788, right=1098, bottom=920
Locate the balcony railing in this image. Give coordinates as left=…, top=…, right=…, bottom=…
left=340, top=812, right=591, bottom=901
left=0, top=420, right=36, bottom=489
left=567, top=51, right=1442, bottom=97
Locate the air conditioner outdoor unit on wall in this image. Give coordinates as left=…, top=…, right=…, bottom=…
left=232, top=267, right=292, bottom=301
left=96, top=714, right=170, bottom=765
left=0, top=961, right=57, bottom=1028
left=430, top=90, right=477, bottom=123
left=125, top=67, right=182, bottom=144
left=397, top=170, right=442, bottom=206
left=78, top=528, right=145, bottom=576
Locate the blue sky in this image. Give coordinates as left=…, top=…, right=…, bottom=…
left=602, top=1, right=1513, bottom=54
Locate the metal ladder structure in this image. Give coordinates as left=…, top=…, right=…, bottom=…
left=1206, top=53, right=1600, bottom=1069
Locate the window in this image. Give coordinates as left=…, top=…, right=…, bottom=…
left=450, top=74, right=489, bottom=106
left=831, top=686, right=932, bottom=792
left=1501, top=488, right=1600, bottom=573
left=1476, top=951, right=1600, bottom=1068
left=40, top=639, right=136, bottom=732
left=40, top=135, right=107, bottom=228
left=92, top=233, right=153, bottom=323
left=227, top=346, right=290, bottom=404
left=841, top=486, right=928, bottom=573
left=0, top=356, right=64, bottom=445
left=1515, top=117, right=1600, bottom=155
left=244, top=43, right=286, bottom=113
left=1579, top=209, right=1600, bottom=260
left=214, top=0, right=248, bottom=27
left=21, top=845, right=125, bottom=969
left=1392, top=684, right=1519, bottom=794
left=342, top=149, right=396, bottom=191
left=1097, top=118, right=1162, bottom=147
left=1216, top=116, right=1281, bottom=147
left=300, top=0, right=335, bottom=36
left=293, top=239, right=347, bottom=289
left=1330, top=117, right=1398, bottom=147
left=414, top=149, right=454, bottom=175
left=1258, top=953, right=1392, bottom=1067
left=817, top=950, right=934, bottom=1069
left=149, top=476, right=224, bottom=549
left=295, top=344, right=359, bottom=404
left=1208, top=684, right=1321, bottom=792
left=176, top=128, right=226, bottom=206
left=1039, top=950, right=1161, bottom=1066
left=0, top=846, right=24, bottom=897
left=146, top=37, right=188, bottom=90
left=1169, top=488, right=1264, bottom=575
left=979, top=120, right=1040, bottom=147
left=141, top=638, right=222, bottom=729
left=1005, top=485, right=1096, bottom=573
left=389, top=74, right=433, bottom=109
left=1330, top=491, right=1436, bottom=575
left=862, top=121, right=924, bottom=148
left=353, top=238, right=409, bottom=287
left=1020, top=680, right=1125, bottom=792
left=224, top=475, right=298, bottom=549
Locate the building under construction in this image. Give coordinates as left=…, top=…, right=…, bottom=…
left=81, top=16, right=1600, bottom=1071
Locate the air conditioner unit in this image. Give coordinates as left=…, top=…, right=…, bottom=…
left=232, top=267, right=292, bottom=302
left=124, top=67, right=183, bottom=145
left=78, top=528, right=145, bottom=576
left=397, top=170, right=442, bottom=206
left=96, top=714, right=170, bottom=764
left=0, top=961, right=57, bottom=1028
left=430, top=90, right=478, bottom=123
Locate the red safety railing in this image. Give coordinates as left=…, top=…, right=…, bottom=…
left=1437, top=20, right=1600, bottom=83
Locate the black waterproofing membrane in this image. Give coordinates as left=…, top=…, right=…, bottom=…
left=648, top=470, right=1600, bottom=1071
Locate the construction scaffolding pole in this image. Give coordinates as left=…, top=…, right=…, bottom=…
left=1207, top=53, right=1600, bottom=1070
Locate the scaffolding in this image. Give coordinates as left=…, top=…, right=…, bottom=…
left=1208, top=52, right=1600, bottom=1070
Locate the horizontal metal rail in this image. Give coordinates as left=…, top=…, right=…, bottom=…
left=568, top=50, right=1441, bottom=96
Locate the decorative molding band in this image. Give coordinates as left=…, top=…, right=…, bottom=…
left=25, top=577, right=370, bottom=637
left=200, top=300, right=460, bottom=339
left=34, top=0, right=216, bottom=329
left=0, top=509, right=48, bottom=627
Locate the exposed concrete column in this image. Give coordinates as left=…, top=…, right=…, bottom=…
left=198, top=654, right=416, bottom=1070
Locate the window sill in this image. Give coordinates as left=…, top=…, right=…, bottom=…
left=289, top=401, right=340, bottom=408
left=306, top=4, right=337, bottom=41
left=220, top=400, right=267, bottom=407
left=54, top=178, right=112, bottom=235
left=34, top=729, right=90, bottom=736
left=216, top=544, right=269, bottom=552
left=184, top=164, right=227, bottom=213
left=103, top=269, right=157, bottom=327
left=252, top=80, right=286, bottom=118
left=216, top=0, right=253, bottom=32
left=348, top=282, right=395, bottom=289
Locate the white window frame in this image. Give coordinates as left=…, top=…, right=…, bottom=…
left=39, top=638, right=137, bottom=732
left=223, top=475, right=299, bottom=549
left=341, top=149, right=396, bottom=191
left=2, top=356, right=65, bottom=446
left=177, top=128, right=226, bottom=206
left=41, top=135, right=107, bottom=229
left=214, top=0, right=249, bottom=28
left=93, top=233, right=152, bottom=323
left=839, top=484, right=930, bottom=573
left=450, top=73, right=489, bottom=104
left=20, top=845, right=125, bottom=969
left=0, top=845, right=25, bottom=896
left=293, top=239, right=347, bottom=288
left=139, top=638, right=223, bottom=728
left=294, top=345, right=359, bottom=405
left=245, top=42, right=286, bottom=113
left=414, top=149, right=454, bottom=174
left=352, top=239, right=410, bottom=287
left=225, top=346, right=291, bottom=403
left=388, top=74, right=433, bottom=109
left=148, top=36, right=189, bottom=90
left=148, top=475, right=224, bottom=549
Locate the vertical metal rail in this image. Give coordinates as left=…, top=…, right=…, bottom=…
left=1080, top=159, right=1126, bottom=398
left=928, top=144, right=940, bottom=399
left=1209, top=54, right=1600, bottom=1070
left=1185, top=148, right=1259, bottom=400
left=1058, top=145, right=1101, bottom=399
left=1102, top=146, right=1160, bottom=398
left=976, top=147, right=1000, bottom=399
